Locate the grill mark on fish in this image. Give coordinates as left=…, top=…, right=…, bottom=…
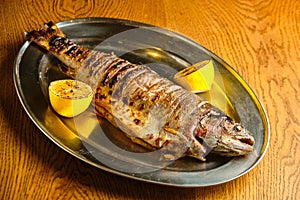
left=65, top=45, right=78, bottom=55
left=25, top=21, right=255, bottom=162
left=112, top=67, right=146, bottom=99
left=91, top=54, right=113, bottom=76
left=108, top=62, right=137, bottom=88
left=101, top=59, right=131, bottom=88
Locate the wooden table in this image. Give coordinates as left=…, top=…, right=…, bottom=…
left=1, top=0, right=299, bottom=199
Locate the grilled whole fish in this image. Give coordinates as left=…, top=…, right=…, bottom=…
left=25, top=21, right=255, bottom=161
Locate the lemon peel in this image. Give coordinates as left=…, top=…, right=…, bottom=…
left=48, top=79, right=93, bottom=118
left=173, top=60, right=215, bottom=93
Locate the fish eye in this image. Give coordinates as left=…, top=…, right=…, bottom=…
left=233, top=125, right=242, bottom=132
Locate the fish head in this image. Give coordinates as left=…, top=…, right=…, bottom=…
left=208, top=116, right=255, bottom=156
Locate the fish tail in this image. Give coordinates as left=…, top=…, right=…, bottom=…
left=25, top=21, right=66, bottom=50
left=25, top=21, right=92, bottom=77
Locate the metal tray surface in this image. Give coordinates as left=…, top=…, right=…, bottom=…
left=14, top=18, right=269, bottom=187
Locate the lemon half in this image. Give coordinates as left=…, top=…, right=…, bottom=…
left=173, top=60, right=215, bottom=93
left=49, top=79, right=93, bottom=118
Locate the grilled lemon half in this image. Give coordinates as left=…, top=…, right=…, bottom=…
left=173, top=60, right=215, bottom=93
left=48, top=79, right=93, bottom=118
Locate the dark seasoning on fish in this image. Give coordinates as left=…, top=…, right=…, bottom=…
left=25, top=21, right=255, bottom=161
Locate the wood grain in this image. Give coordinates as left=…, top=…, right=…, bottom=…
left=1, top=0, right=299, bottom=199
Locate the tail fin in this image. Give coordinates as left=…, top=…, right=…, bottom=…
left=24, top=21, right=66, bottom=50
left=24, top=21, right=93, bottom=80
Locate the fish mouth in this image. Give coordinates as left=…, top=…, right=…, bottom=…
left=212, top=135, right=255, bottom=156
left=235, top=135, right=255, bottom=152
left=236, top=135, right=255, bottom=147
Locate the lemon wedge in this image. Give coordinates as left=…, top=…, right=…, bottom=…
left=173, top=60, right=215, bottom=93
left=48, top=79, right=93, bottom=118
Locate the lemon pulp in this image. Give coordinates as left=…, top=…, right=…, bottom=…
left=173, top=60, right=215, bottom=93
left=48, top=79, right=93, bottom=118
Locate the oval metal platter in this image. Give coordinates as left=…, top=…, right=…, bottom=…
left=14, top=18, right=270, bottom=187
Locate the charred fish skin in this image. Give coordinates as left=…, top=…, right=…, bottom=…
left=25, top=21, right=255, bottom=161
